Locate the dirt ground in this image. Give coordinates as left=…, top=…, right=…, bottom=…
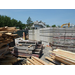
left=40, top=46, right=52, bottom=64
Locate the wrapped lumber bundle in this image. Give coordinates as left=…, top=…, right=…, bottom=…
left=50, top=49, right=75, bottom=65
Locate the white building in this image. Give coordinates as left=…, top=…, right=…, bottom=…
left=31, top=21, right=47, bottom=29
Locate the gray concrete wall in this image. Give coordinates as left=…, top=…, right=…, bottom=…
left=29, top=28, right=75, bottom=47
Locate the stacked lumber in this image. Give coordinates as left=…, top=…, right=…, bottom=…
left=47, top=49, right=75, bottom=65
left=13, top=40, right=43, bottom=58
left=0, top=26, right=19, bottom=60
left=24, top=56, right=49, bottom=65
left=0, top=53, right=19, bottom=65
left=45, top=54, right=64, bottom=65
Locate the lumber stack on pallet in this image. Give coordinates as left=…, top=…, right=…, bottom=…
left=13, top=40, right=43, bottom=58
left=47, top=49, right=75, bottom=65
left=24, top=56, right=49, bottom=65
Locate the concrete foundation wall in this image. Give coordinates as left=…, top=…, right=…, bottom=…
left=29, top=28, right=75, bottom=47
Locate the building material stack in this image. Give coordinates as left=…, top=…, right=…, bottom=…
left=12, top=40, right=43, bottom=58
left=0, top=26, right=20, bottom=65
left=45, top=49, right=75, bottom=65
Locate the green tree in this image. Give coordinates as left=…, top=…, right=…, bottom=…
left=52, top=25, right=56, bottom=27
left=46, top=25, right=50, bottom=27
left=26, top=17, right=33, bottom=29
left=0, top=15, right=26, bottom=29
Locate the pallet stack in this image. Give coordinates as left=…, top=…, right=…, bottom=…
left=45, top=49, right=75, bottom=65
left=0, top=26, right=20, bottom=65
left=13, top=40, right=43, bottom=58
left=24, top=56, right=48, bottom=65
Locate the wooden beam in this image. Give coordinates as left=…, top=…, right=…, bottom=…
left=45, top=56, right=55, bottom=63
left=32, top=56, right=48, bottom=65
left=45, top=56, right=60, bottom=65
left=27, top=61, right=33, bottom=65
left=49, top=62, right=55, bottom=65
left=55, top=55, right=75, bottom=65
left=27, top=58, right=37, bottom=65
left=50, top=54, right=55, bottom=59
left=53, top=49, right=75, bottom=61
left=32, top=58, right=43, bottom=65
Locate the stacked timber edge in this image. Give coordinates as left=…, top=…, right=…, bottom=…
left=0, top=26, right=20, bottom=65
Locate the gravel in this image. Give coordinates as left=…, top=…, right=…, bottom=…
left=40, top=47, right=52, bottom=64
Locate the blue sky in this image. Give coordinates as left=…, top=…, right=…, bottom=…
left=0, top=9, right=75, bottom=26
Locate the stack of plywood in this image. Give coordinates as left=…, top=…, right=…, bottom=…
left=24, top=56, right=48, bottom=65
left=46, top=49, right=75, bottom=65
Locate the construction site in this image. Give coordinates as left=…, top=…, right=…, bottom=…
left=0, top=22, right=75, bottom=65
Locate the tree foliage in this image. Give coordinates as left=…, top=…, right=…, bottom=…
left=52, top=25, right=56, bottom=27
left=46, top=25, right=50, bottom=27
left=0, top=15, right=26, bottom=30
left=26, top=17, right=33, bottom=29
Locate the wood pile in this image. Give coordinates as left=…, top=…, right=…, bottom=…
left=45, top=49, right=75, bottom=65
left=0, top=26, right=19, bottom=48
left=13, top=40, right=43, bottom=58
left=23, top=56, right=49, bottom=65
left=0, top=53, right=19, bottom=65
left=0, top=26, right=20, bottom=64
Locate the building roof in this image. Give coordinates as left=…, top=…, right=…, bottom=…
left=32, top=21, right=46, bottom=28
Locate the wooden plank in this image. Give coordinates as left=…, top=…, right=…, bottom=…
left=0, top=63, right=12, bottom=65
left=17, top=55, right=30, bottom=58
left=61, top=63, right=65, bottom=65
left=49, top=62, right=55, bottom=65
left=50, top=49, right=75, bottom=65
left=53, top=49, right=75, bottom=61
left=26, top=61, right=33, bottom=65
left=27, top=58, right=37, bottom=65
left=54, top=49, right=75, bottom=64
left=45, top=57, right=60, bottom=65
left=0, top=31, right=7, bottom=33
left=45, top=56, right=55, bottom=63
left=0, top=57, right=17, bottom=64
left=32, top=58, right=43, bottom=65
left=50, top=50, right=75, bottom=65
left=55, top=55, right=75, bottom=65
left=0, top=34, right=2, bottom=37
left=26, top=61, right=30, bottom=65
left=32, top=56, right=48, bottom=65
left=50, top=54, right=55, bottom=59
